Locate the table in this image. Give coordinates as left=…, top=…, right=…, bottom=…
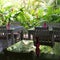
left=10, top=26, right=24, bottom=39
left=28, top=28, right=35, bottom=40
left=28, top=26, right=60, bottom=43
left=0, top=25, right=24, bottom=46
left=28, top=27, right=54, bottom=56
left=28, top=26, right=48, bottom=40
left=28, top=27, right=49, bottom=40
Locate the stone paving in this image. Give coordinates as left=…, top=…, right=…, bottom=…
left=0, top=39, right=12, bottom=52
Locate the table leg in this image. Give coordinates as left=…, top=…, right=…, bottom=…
left=28, top=31, right=31, bottom=40
left=11, top=32, right=15, bottom=44
left=5, top=33, right=9, bottom=48
left=20, top=31, right=23, bottom=40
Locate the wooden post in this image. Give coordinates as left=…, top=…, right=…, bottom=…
left=35, top=36, right=40, bottom=57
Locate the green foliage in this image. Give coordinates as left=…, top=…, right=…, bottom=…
left=7, top=40, right=35, bottom=52
left=0, top=0, right=60, bottom=28
left=0, top=0, right=60, bottom=29
left=53, top=43, right=60, bottom=55
left=42, top=6, right=60, bottom=23
left=40, top=45, right=53, bottom=54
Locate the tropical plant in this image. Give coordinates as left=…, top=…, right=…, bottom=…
left=0, top=0, right=60, bottom=54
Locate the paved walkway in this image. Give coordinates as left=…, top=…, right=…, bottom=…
left=0, top=39, right=12, bottom=52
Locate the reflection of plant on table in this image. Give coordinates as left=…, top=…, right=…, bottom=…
left=7, top=40, right=35, bottom=52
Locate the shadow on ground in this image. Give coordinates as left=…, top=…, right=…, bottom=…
left=0, top=52, right=60, bottom=60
